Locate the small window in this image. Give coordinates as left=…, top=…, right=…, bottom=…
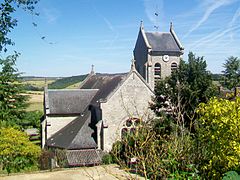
left=171, top=62, right=177, bottom=72
left=154, top=63, right=161, bottom=86
left=154, top=63, right=161, bottom=76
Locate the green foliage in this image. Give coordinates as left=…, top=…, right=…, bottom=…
left=0, top=0, right=39, bottom=52
left=21, top=111, right=42, bottom=129
left=152, top=52, right=218, bottom=130
left=0, top=54, right=29, bottom=127
left=221, top=56, right=240, bottom=90
left=212, top=73, right=222, bottom=81
left=23, top=84, right=44, bottom=91
left=223, top=171, right=240, bottom=180
left=48, top=75, right=87, bottom=89
left=0, top=127, right=41, bottom=174
left=102, top=153, right=114, bottom=165
left=196, top=97, right=240, bottom=179
left=111, top=119, right=198, bottom=179
left=55, top=149, right=68, bottom=168
left=39, top=150, right=55, bottom=170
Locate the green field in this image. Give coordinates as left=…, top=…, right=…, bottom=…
left=22, top=75, right=86, bottom=111
left=23, top=80, right=55, bottom=87
left=25, top=91, right=44, bottom=112
left=65, top=82, right=82, bottom=89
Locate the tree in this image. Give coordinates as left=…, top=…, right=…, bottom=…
left=0, top=54, right=29, bottom=127
left=151, top=52, right=218, bottom=130
left=0, top=127, right=41, bottom=174
left=196, top=97, right=240, bottom=179
left=221, top=56, right=240, bottom=90
left=0, top=0, right=39, bottom=52
left=0, top=0, right=39, bottom=127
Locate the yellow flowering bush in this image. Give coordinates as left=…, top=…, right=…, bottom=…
left=197, top=97, right=240, bottom=179
left=0, top=127, right=41, bottom=174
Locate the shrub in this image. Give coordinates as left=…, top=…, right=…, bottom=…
left=223, top=171, right=240, bottom=180
left=55, top=149, right=68, bottom=168
left=111, top=120, right=198, bottom=179
left=102, top=153, right=114, bottom=165
left=196, top=97, right=240, bottom=178
left=39, top=150, right=55, bottom=170
left=0, top=127, right=41, bottom=174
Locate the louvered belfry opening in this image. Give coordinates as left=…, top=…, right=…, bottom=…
left=154, top=63, right=161, bottom=85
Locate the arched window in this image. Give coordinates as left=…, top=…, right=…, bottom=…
left=171, top=62, right=177, bottom=72
left=121, top=118, right=140, bottom=139
left=154, top=63, right=161, bottom=76
left=154, top=63, right=161, bottom=85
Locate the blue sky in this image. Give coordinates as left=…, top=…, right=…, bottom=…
left=5, top=0, right=240, bottom=76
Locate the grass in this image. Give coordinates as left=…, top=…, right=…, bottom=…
left=25, top=91, right=43, bottom=112
left=65, top=82, right=82, bottom=89
left=27, top=102, right=43, bottom=112
left=22, top=79, right=55, bottom=89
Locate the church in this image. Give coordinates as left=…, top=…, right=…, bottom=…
left=41, top=22, right=184, bottom=166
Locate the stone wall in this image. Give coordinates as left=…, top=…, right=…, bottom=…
left=148, top=55, right=181, bottom=89
left=100, top=71, right=154, bottom=152
left=41, top=116, right=78, bottom=148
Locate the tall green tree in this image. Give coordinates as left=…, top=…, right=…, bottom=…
left=0, top=0, right=39, bottom=127
left=221, top=56, right=240, bottom=90
left=151, top=52, right=218, bottom=130
left=0, top=54, right=28, bottom=126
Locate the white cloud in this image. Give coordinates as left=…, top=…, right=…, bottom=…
left=229, top=6, right=240, bottom=39
left=185, top=0, right=237, bottom=37
left=230, top=6, right=240, bottom=26
left=43, top=8, right=60, bottom=23
left=189, top=25, right=240, bottom=50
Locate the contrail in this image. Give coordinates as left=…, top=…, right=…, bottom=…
left=185, top=0, right=236, bottom=38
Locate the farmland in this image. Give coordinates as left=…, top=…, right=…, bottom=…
left=22, top=75, right=86, bottom=111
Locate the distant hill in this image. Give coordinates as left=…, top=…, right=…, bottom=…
left=20, top=76, right=61, bottom=81
left=21, top=76, right=60, bottom=91
left=48, top=74, right=88, bottom=89
left=212, top=73, right=222, bottom=81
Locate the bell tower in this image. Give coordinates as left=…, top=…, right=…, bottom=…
left=133, top=22, right=184, bottom=90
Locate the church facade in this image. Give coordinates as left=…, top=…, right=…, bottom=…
left=41, top=22, right=183, bottom=166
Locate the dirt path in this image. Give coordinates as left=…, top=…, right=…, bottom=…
left=0, top=165, right=144, bottom=180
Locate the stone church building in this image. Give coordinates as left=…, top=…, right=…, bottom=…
left=41, top=22, right=184, bottom=166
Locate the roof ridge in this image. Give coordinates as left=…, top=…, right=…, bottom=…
left=48, top=89, right=98, bottom=92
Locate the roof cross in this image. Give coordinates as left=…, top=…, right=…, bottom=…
left=131, top=58, right=136, bottom=71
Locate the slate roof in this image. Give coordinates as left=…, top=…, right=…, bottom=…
left=47, top=89, right=98, bottom=115
left=66, top=149, right=102, bottom=166
left=145, top=32, right=181, bottom=52
left=47, top=109, right=97, bottom=149
left=80, top=73, right=127, bottom=104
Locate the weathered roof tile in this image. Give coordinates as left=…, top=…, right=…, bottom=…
left=47, top=89, right=98, bottom=115
left=145, top=32, right=181, bottom=52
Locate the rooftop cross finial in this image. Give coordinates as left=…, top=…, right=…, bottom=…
left=91, top=64, right=95, bottom=74
left=140, top=20, right=144, bottom=29
left=131, top=58, right=136, bottom=71
left=170, top=22, right=173, bottom=30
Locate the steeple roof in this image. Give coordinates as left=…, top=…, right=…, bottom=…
left=140, top=22, right=184, bottom=54
left=145, top=32, right=181, bottom=52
